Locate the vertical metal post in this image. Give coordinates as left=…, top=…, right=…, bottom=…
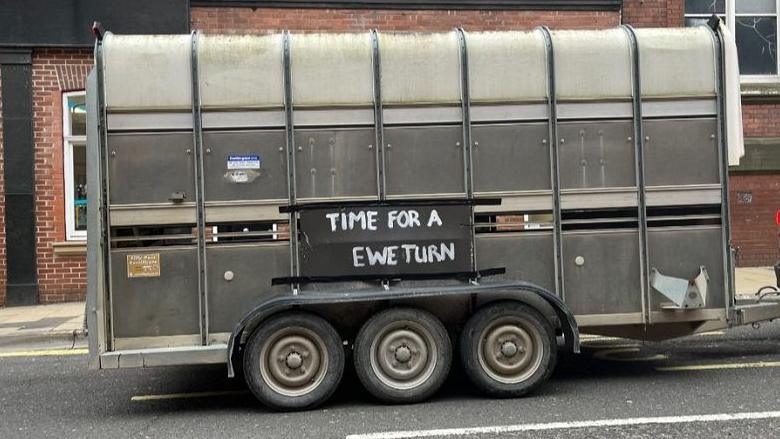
left=623, top=25, right=650, bottom=325
left=94, top=37, right=114, bottom=350
left=708, top=23, right=734, bottom=316
left=538, top=26, right=565, bottom=300
left=191, top=31, right=209, bottom=345
left=283, top=31, right=300, bottom=291
left=455, top=28, right=478, bottom=278
left=371, top=30, right=386, bottom=201
left=456, top=28, right=474, bottom=199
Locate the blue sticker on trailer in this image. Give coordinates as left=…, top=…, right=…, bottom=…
left=227, top=154, right=261, bottom=170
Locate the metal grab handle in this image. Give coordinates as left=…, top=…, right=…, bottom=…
left=168, top=192, right=186, bottom=203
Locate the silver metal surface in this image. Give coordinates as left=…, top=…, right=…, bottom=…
left=110, top=247, right=201, bottom=338
left=650, top=266, right=708, bottom=309
left=562, top=229, right=643, bottom=315
left=539, top=26, right=565, bottom=301
left=557, top=121, right=636, bottom=190
left=642, top=99, right=716, bottom=118
left=100, top=344, right=227, bottom=369
left=294, top=128, right=378, bottom=199
left=710, top=26, right=734, bottom=318
left=471, top=123, right=550, bottom=193
left=202, top=130, right=289, bottom=202
left=475, top=233, right=555, bottom=292
left=371, top=30, right=387, bottom=200
left=202, top=110, right=285, bottom=129
left=647, top=226, right=725, bottom=311
left=643, top=118, right=719, bottom=186
left=293, top=107, right=374, bottom=127
left=107, top=132, right=196, bottom=207
left=624, top=24, right=650, bottom=325
left=91, top=29, right=739, bottom=368
left=470, top=103, right=549, bottom=123
left=384, top=125, right=465, bottom=196
left=557, top=101, right=633, bottom=120
left=283, top=31, right=300, bottom=285
left=383, top=106, right=461, bottom=125
left=192, top=31, right=209, bottom=346
left=206, top=243, right=290, bottom=333
left=106, top=112, right=193, bottom=131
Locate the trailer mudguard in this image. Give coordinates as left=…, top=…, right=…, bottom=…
left=226, top=281, right=579, bottom=377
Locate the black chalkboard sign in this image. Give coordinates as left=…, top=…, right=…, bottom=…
left=298, top=204, right=473, bottom=279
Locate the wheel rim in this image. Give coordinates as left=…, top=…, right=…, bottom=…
left=477, top=316, right=544, bottom=384
left=369, top=320, right=437, bottom=390
left=259, top=326, right=329, bottom=397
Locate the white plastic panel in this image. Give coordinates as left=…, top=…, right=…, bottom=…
left=635, top=27, right=716, bottom=98
left=379, top=32, right=461, bottom=105
left=467, top=31, right=547, bottom=103
left=291, top=33, right=373, bottom=106
left=103, top=34, right=192, bottom=110
left=552, top=28, right=632, bottom=100
left=199, top=34, right=284, bottom=109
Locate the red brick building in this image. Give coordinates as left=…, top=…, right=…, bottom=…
left=0, top=0, right=778, bottom=306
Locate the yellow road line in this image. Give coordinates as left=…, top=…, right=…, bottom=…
left=0, top=348, right=88, bottom=358
left=657, top=361, right=780, bottom=372
left=131, top=390, right=249, bottom=402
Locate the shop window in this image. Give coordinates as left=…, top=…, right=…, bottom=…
left=63, top=91, right=87, bottom=241
left=685, top=0, right=778, bottom=79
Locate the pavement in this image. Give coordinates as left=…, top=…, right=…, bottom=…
left=0, top=301, right=86, bottom=351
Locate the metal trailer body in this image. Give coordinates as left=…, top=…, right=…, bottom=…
left=86, top=23, right=780, bottom=406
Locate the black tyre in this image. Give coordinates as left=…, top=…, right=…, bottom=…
left=354, top=307, right=452, bottom=404
left=243, top=311, right=344, bottom=411
left=460, top=301, right=556, bottom=397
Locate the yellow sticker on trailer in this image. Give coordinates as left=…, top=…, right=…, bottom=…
left=127, top=253, right=161, bottom=278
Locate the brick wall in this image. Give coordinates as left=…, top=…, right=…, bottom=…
left=31, top=49, right=92, bottom=303
left=0, top=71, right=5, bottom=306
left=742, top=104, right=780, bottom=138
left=622, top=0, right=684, bottom=27
left=191, top=7, right=620, bottom=33
left=730, top=174, right=780, bottom=267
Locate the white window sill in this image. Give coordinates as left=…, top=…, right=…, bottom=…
left=52, top=241, right=87, bottom=256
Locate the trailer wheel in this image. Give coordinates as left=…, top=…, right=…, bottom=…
left=354, top=308, right=452, bottom=404
left=243, top=311, right=344, bottom=411
left=460, top=301, right=556, bottom=397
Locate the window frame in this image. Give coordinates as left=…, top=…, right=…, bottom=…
left=685, top=0, right=780, bottom=83
left=62, top=90, right=87, bottom=241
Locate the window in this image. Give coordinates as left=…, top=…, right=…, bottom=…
left=685, top=0, right=779, bottom=80
left=63, top=91, right=87, bottom=240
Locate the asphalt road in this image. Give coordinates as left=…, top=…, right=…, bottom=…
left=2, top=322, right=780, bottom=439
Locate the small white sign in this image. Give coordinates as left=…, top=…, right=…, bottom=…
left=227, top=154, right=261, bottom=170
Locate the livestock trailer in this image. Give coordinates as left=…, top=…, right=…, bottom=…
left=86, top=20, right=780, bottom=410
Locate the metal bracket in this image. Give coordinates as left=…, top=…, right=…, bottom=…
left=650, top=266, right=709, bottom=309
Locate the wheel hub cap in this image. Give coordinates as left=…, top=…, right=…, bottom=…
left=259, top=328, right=329, bottom=397
left=286, top=352, right=303, bottom=369
left=370, top=322, right=438, bottom=390
left=477, top=319, right=544, bottom=384
left=500, top=341, right=519, bottom=357
left=394, top=345, right=412, bottom=363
